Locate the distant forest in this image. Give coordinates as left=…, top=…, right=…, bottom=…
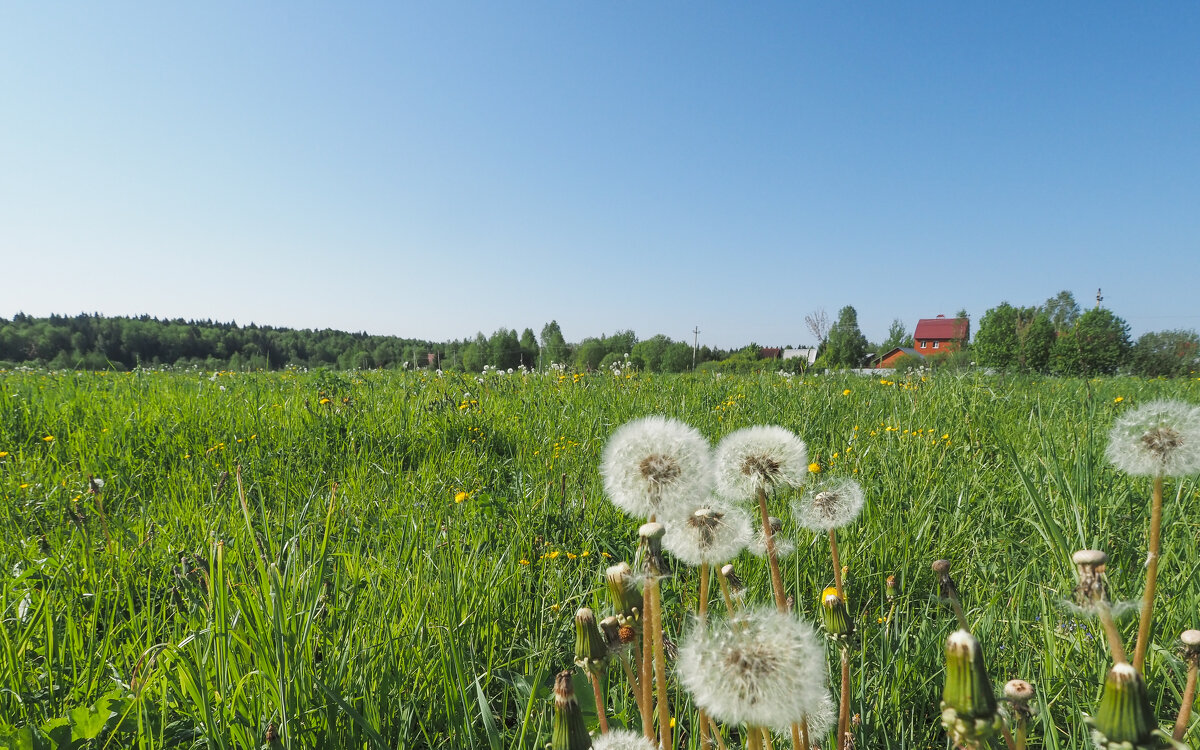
left=0, top=313, right=748, bottom=373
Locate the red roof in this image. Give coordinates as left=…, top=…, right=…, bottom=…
left=913, top=316, right=969, bottom=341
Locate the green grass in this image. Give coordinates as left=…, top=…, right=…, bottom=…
left=0, top=367, right=1197, bottom=748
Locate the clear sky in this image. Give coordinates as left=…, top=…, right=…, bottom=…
left=3, top=3, right=1198, bottom=349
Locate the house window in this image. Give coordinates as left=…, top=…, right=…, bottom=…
left=919, top=341, right=926, bottom=349
left=933, top=341, right=940, bottom=349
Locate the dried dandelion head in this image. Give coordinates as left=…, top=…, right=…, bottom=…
left=601, top=416, right=713, bottom=519
left=662, top=503, right=753, bottom=567
left=677, top=608, right=828, bottom=731
left=714, top=426, right=808, bottom=501
left=1106, top=400, right=1200, bottom=478
left=589, top=730, right=656, bottom=750
left=793, top=479, right=866, bottom=532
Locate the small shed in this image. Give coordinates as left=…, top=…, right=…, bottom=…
left=875, top=347, right=925, bottom=369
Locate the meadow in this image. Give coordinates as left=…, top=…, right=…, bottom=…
left=0, top=366, right=1197, bottom=749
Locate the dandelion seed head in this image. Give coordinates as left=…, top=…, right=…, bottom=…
left=677, top=608, right=827, bottom=731
left=590, top=729, right=656, bottom=750
left=714, top=426, right=808, bottom=501
left=601, top=416, right=713, bottom=519
left=662, top=503, right=753, bottom=566
left=1106, top=400, right=1200, bottom=477
left=792, top=478, right=866, bottom=531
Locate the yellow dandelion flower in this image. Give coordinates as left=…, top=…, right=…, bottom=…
left=809, top=462, right=821, bottom=473
left=601, top=552, right=612, bottom=558
left=42, top=436, right=54, bottom=442
left=19, top=483, right=30, bottom=489
left=842, top=389, right=851, bottom=396
left=942, top=434, right=950, bottom=440
left=319, top=398, right=331, bottom=405
left=519, top=559, right=530, bottom=565
left=1114, top=396, right=1124, bottom=403
left=184, top=453, right=190, bottom=459
left=566, top=552, right=578, bottom=560
left=454, top=491, right=469, bottom=503
left=0, top=451, right=8, bottom=458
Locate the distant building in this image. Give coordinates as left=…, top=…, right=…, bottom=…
left=913, top=315, right=969, bottom=354
left=760, top=347, right=783, bottom=360
left=782, top=347, right=819, bottom=365
left=875, top=347, right=924, bottom=369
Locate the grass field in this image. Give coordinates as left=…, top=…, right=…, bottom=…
left=1, top=367, right=1198, bottom=749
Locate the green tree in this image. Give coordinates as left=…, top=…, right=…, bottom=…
left=824, top=306, right=868, bottom=368
left=573, top=338, right=608, bottom=371
left=1015, top=312, right=1055, bottom=373
left=1050, top=308, right=1131, bottom=376
left=539, top=320, right=569, bottom=367
left=519, top=328, right=539, bottom=369
left=1129, top=329, right=1200, bottom=377
left=488, top=328, right=521, bottom=370
left=1042, top=290, right=1080, bottom=332
left=630, top=335, right=672, bottom=372
left=974, top=303, right=1019, bottom=370
left=880, top=318, right=910, bottom=351
left=461, top=333, right=487, bottom=372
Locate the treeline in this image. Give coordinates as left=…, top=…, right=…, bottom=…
left=0, top=313, right=767, bottom=374
left=973, top=292, right=1199, bottom=377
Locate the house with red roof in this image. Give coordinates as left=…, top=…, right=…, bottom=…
left=913, top=314, right=970, bottom=354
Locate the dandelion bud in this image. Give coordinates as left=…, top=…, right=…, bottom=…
left=1073, top=549, right=1111, bottom=608
left=886, top=574, right=899, bottom=604
left=605, top=563, right=642, bottom=625
left=574, top=608, right=609, bottom=675
left=767, top=516, right=784, bottom=534
left=820, top=587, right=853, bottom=640
left=1003, top=680, right=1036, bottom=722
left=552, top=670, right=593, bottom=750
left=1086, top=663, right=1160, bottom=749
left=637, top=522, right=668, bottom=578
left=941, top=630, right=1001, bottom=748
left=1181, top=629, right=1200, bottom=667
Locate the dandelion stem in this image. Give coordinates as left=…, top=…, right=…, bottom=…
left=800, top=718, right=810, bottom=750
left=838, top=647, right=851, bottom=750
left=1173, top=661, right=1198, bottom=741
left=755, top=486, right=788, bottom=612
left=829, top=528, right=844, bottom=599
left=590, top=672, right=609, bottom=734
left=1096, top=602, right=1129, bottom=665
left=717, top=568, right=737, bottom=616
left=1000, top=723, right=1018, bottom=750
left=1014, top=718, right=1027, bottom=750
left=949, top=597, right=969, bottom=633
left=748, top=726, right=764, bottom=750
left=649, top=580, right=672, bottom=750
left=791, top=723, right=803, bottom=750
left=621, top=654, right=646, bottom=723
left=707, top=714, right=728, bottom=750
left=1133, top=474, right=1164, bottom=674
left=641, top=587, right=654, bottom=741
left=762, top=728, right=774, bottom=749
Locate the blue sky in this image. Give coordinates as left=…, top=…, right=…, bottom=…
left=2, top=3, right=1198, bottom=348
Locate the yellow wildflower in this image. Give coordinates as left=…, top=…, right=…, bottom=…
left=19, top=483, right=30, bottom=489
left=454, top=491, right=469, bottom=503
left=319, top=398, right=331, bottom=405
left=842, top=389, right=851, bottom=396
left=809, top=462, right=821, bottom=473
left=519, top=559, right=530, bottom=565
left=1114, top=396, right=1124, bottom=403
left=0, top=451, right=8, bottom=458
left=42, top=436, right=54, bottom=442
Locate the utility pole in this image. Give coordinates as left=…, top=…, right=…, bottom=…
left=1096, top=288, right=1104, bottom=310
left=692, top=326, right=701, bottom=370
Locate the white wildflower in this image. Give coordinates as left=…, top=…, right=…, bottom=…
left=662, top=503, right=753, bottom=566
left=792, top=478, right=866, bottom=532
left=1106, top=400, right=1200, bottom=477
left=714, top=426, right=808, bottom=501
left=601, top=416, right=713, bottom=519
left=677, top=608, right=828, bottom=731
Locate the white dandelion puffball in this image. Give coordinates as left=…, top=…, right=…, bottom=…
left=792, top=478, right=866, bottom=532
left=714, top=426, right=808, bottom=501
left=677, top=607, right=828, bottom=731
left=601, top=416, right=714, bottom=519
left=662, top=502, right=753, bottom=566
left=1106, top=400, right=1200, bottom=477
left=590, top=729, right=657, bottom=750
left=748, top=526, right=796, bottom=560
